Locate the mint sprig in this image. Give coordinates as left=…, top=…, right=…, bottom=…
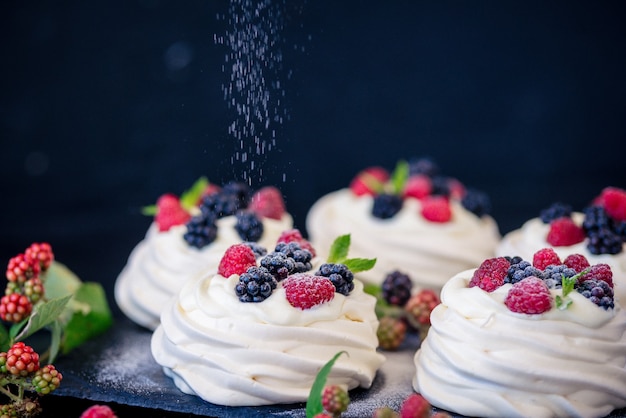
left=305, top=351, right=347, bottom=418
left=141, top=176, right=210, bottom=216
left=326, top=234, right=376, bottom=273
left=555, top=269, right=588, bottom=310
left=389, top=160, right=409, bottom=195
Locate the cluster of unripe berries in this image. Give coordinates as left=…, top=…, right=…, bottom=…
left=1, top=243, right=54, bottom=323
left=376, top=271, right=441, bottom=350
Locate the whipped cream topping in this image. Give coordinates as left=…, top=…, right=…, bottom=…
left=497, top=213, right=626, bottom=304
left=151, top=272, right=385, bottom=406
left=306, top=189, right=500, bottom=291
left=413, top=270, right=626, bottom=418
left=114, top=213, right=293, bottom=330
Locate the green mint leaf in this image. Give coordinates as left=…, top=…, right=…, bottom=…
left=180, top=176, right=209, bottom=210
left=305, top=351, right=347, bottom=418
left=343, top=257, right=377, bottom=273
left=141, top=204, right=158, bottom=216
left=555, top=295, right=573, bottom=311
left=390, top=160, right=409, bottom=195
left=561, top=275, right=577, bottom=298
left=363, top=283, right=382, bottom=298
left=14, top=294, right=72, bottom=342
left=328, top=234, right=351, bottom=263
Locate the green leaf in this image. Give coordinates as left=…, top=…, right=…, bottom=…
left=328, top=235, right=351, bottom=264
left=141, top=204, right=157, bottom=216
left=305, top=351, right=347, bottom=418
left=0, top=323, right=9, bottom=352
left=363, top=283, right=382, bottom=298
left=556, top=269, right=588, bottom=311
left=61, top=282, right=113, bottom=354
left=555, top=295, right=573, bottom=311
left=48, top=319, right=63, bottom=364
left=343, top=257, right=377, bottom=273
left=14, top=295, right=72, bottom=342
left=390, top=160, right=409, bottom=195
left=8, top=318, right=28, bottom=342
left=180, top=176, right=209, bottom=210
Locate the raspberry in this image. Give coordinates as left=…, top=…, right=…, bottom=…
left=234, top=211, right=264, bottom=242
left=447, top=178, right=466, bottom=200
left=321, top=384, right=350, bottom=416
left=539, top=202, right=573, bottom=224
left=596, top=186, right=626, bottom=221
left=315, top=263, right=354, bottom=295
left=275, top=242, right=313, bottom=273
left=504, top=277, right=553, bottom=314
left=373, top=407, right=400, bottom=418
left=532, top=248, right=561, bottom=270
left=403, top=175, right=432, bottom=200
left=399, top=393, right=430, bottom=418
left=563, top=254, right=590, bottom=273
left=249, top=186, right=286, bottom=220
left=183, top=214, right=218, bottom=249
left=32, top=364, right=63, bottom=394
left=0, top=293, right=33, bottom=323
left=372, top=193, right=403, bottom=219
left=404, top=289, right=440, bottom=329
left=349, top=166, right=389, bottom=196
left=312, top=414, right=332, bottom=418
left=24, top=242, right=54, bottom=271
left=283, top=274, right=335, bottom=310
left=420, top=196, right=452, bottom=223
left=5, top=342, right=39, bottom=376
left=79, top=405, right=118, bottom=418
left=154, top=194, right=191, bottom=232
left=376, top=316, right=407, bottom=350
left=546, top=217, right=585, bottom=246
left=582, top=263, right=613, bottom=287
left=235, top=266, right=277, bottom=303
left=276, top=229, right=316, bottom=257
left=469, top=257, right=510, bottom=292
left=381, top=270, right=413, bottom=306
left=218, top=244, right=257, bottom=278
left=6, top=254, right=40, bottom=284
left=461, top=188, right=491, bottom=217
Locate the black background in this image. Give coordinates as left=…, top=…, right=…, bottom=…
left=3, top=0, right=626, bottom=316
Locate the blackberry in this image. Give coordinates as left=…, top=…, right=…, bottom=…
left=430, top=176, right=450, bottom=196
left=408, top=157, right=439, bottom=177
left=614, top=220, right=626, bottom=242
left=505, top=260, right=545, bottom=284
left=243, top=242, right=267, bottom=258
left=504, top=255, right=523, bottom=265
left=587, top=227, right=623, bottom=255
left=539, top=202, right=572, bottom=224
left=183, top=214, right=218, bottom=248
left=542, top=264, right=577, bottom=289
left=582, top=205, right=613, bottom=235
left=199, top=192, right=241, bottom=219
left=381, top=270, right=413, bottom=306
left=577, top=278, right=614, bottom=310
left=275, top=242, right=313, bottom=273
left=461, top=188, right=492, bottom=217
left=260, top=252, right=295, bottom=281
left=372, top=193, right=403, bottom=219
left=235, top=211, right=264, bottom=242
left=316, top=263, right=355, bottom=295
left=235, top=266, right=277, bottom=302
left=222, top=181, right=252, bottom=208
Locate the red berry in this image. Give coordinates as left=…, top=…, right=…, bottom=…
left=563, top=254, right=590, bottom=273
left=24, top=242, right=54, bottom=271
left=420, top=196, right=452, bottom=223
left=400, top=393, right=430, bottom=418
left=349, top=167, right=389, bottom=196
left=504, top=277, right=553, bottom=314
left=283, top=274, right=335, bottom=310
left=377, top=316, right=407, bottom=350
left=32, top=364, right=63, bottom=394
left=595, top=187, right=626, bottom=221
left=155, top=194, right=191, bottom=232
left=321, top=384, right=350, bottom=415
left=80, top=405, right=118, bottom=418
left=582, top=263, right=613, bottom=287
left=447, top=177, right=466, bottom=200
left=546, top=217, right=585, bottom=246
left=249, top=186, right=286, bottom=220
left=468, top=257, right=510, bottom=292
left=6, top=253, right=40, bottom=284
left=404, top=289, right=440, bottom=329
left=276, top=229, right=316, bottom=257
left=0, top=293, right=33, bottom=323
left=218, top=244, right=257, bottom=278
left=403, top=175, right=432, bottom=199
left=373, top=407, right=400, bottom=418
left=5, top=342, right=40, bottom=376
left=532, top=248, right=561, bottom=270
left=24, top=277, right=45, bottom=303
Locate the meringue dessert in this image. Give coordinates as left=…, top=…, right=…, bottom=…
left=306, top=158, right=500, bottom=292
left=413, top=250, right=626, bottom=418
left=115, top=180, right=293, bottom=329
left=151, top=236, right=384, bottom=406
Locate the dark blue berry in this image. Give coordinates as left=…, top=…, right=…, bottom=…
left=505, top=260, right=545, bottom=284
left=235, top=266, right=277, bottom=302
left=381, top=270, right=413, bottom=306
left=587, top=227, right=623, bottom=255
left=222, top=181, right=252, bottom=209
left=582, top=206, right=613, bottom=234
left=577, top=278, right=614, bottom=310
left=461, top=189, right=492, bottom=217
left=243, top=242, right=267, bottom=258
left=539, top=203, right=572, bottom=224
left=200, top=192, right=241, bottom=219
left=275, top=242, right=312, bottom=273
left=542, top=265, right=577, bottom=289
left=408, top=157, right=440, bottom=177
left=235, top=211, right=264, bottom=242
left=430, top=176, right=450, bottom=197
left=260, top=252, right=295, bottom=281
left=316, top=263, right=355, bottom=295
left=183, top=214, right=218, bottom=248
left=372, top=194, right=403, bottom=219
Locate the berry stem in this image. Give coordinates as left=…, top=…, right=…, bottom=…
left=0, top=384, right=21, bottom=403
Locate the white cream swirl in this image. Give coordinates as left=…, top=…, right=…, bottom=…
left=151, top=273, right=385, bottom=406
left=114, top=213, right=293, bottom=330
left=306, top=189, right=500, bottom=291
left=413, top=270, right=626, bottom=418
left=497, top=213, right=626, bottom=304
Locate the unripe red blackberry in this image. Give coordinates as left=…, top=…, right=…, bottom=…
left=376, top=316, right=407, bottom=350
left=6, top=254, right=40, bottom=284
left=373, top=406, right=400, bottom=418
left=24, top=242, right=54, bottom=272
left=0, top=293, right=33, bottom=323
left=0, top=352, right=8, bottom=373
left=0, top=404, right=17, bottom=418
left=32, top=364, right=62, bottom=394
left=321, top=384, right=350, bottom=417
left=404, top=289, right=440, bottom=332
left=23, top=277, right=45, bottom=303
left=6, top=342, right=40, bottom=377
